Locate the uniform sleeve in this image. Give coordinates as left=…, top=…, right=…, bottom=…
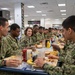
left=0, top=37, right=12, bottom=58
left=31, top=36, right=37, bottom=44
left=20, top=37, right=27, bottom=49
left=43, top=63, right=75, bottom=75
left=0, top=38, right=12, bottom=66
left=2, top=37, right=21, bottom=57
left=20, top=36, right=35, bottom=48
left=59, top=50, right=66, bottom=62
left=43, top=63, right=63, bottom=75
left=58, top=42, right=68, bottom=63
left=62, top=47, right=75, bottom=75
left=44, top=34, right=47, bottom=39
left=30, top=34, right=39, bottom=44
left=36, top=33, right=41, bottom=41
left=0, top=60, right=3, bottom=66
left=43, top=42, right=75, bottom=75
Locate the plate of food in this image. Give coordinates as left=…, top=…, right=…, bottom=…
left=44, top=57, right=58, bottom=67
left=36, top=44, right=43, bottom=48
left=45, top=51, right=58, bottom=56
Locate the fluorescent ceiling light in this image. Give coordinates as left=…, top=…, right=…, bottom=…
left=36, top=11, right=42, bottom=13
left=60, top=10, right=66, bottom=12
left=1, top=8, right=9, bottom=10
left=58, top=4, right=66, bottom=6
left=27, top=6, right=35, bottom=8
left=42, top=14, right=46, bottom=16
left=61, top=14, right=66, bottom=15
left=24, top=15, right=28, bottom=17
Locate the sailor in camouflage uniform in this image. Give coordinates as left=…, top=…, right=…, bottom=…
left=32, top=26, right=44, bottom=44
left=20, top=27, right=36, bottom=48
left=5, top=23, right=21, bottom=54
left=35, top=15, right=75, bottom=75
left=39, top=26, right=44, bottom=40
left=0, top=18, right=22, bottom=75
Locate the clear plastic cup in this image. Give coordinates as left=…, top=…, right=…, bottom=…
left=37, top=50, right=45, bottom=58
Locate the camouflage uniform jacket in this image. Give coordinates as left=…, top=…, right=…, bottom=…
left=5, top=35, right=21, bottom=53
left=0, top=36, right=22, bottom=75
left=43, top=41, right=75, bottom=75
left=59, top=40, right=71, bottom=62
left=0, top=37, right=12, bottom=66
left=0, top=35, right=21, bottom=66
left=44, top=32, right=52, bottom=39
left=33, top=32, right=44, bottom=44
left=20, top=35, right=35, bottom=48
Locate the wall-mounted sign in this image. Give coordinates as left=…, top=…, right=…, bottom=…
left=28, top=21, right=40, bottom=25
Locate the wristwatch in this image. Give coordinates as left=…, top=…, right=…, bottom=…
left=2, top=60, right=6, bottom=66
